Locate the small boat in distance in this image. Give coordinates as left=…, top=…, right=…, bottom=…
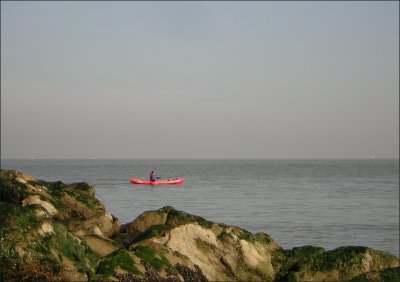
left=130, top=178, right=185, bottom=185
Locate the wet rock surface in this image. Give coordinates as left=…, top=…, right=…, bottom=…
left=1, top=169, right=399, bottom=281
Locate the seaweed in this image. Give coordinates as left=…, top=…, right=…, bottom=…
left=239, top=229, right=274, bottom=245
left=134, top=245, right=172, bottom=272
left=96, top=249, right=139, bottom=278
left=132, top=224, right=172, bottom=243
left=166, top=208, right=213, bottom=229
left=195, top=238, right=217, bottom=254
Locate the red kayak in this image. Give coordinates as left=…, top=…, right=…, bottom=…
left=130, top=178, right=185, bottom=185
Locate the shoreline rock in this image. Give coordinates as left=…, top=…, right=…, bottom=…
left=0, top=169, right=399, bottom=281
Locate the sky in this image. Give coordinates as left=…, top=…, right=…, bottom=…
left=1, top=1, right=399, bottom=159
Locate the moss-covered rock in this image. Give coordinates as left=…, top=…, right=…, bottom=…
left=345, top=266, right=400, bottom=282
left=0, top=169, right=120, bottom=238
left=165, top=207, right=214, bottom=229
left=274, top=245, right=326, bottom=281
left=121, top=209, right=282, bottom=278
left=124, top=206, right=282, bottom=281
left=0, top=202, right=99, bottom=281
left=122, top=210, right=169, bottom=246
left=134, top=245, right=173, bottom=272
left=0, top=170, right=31, bottom=204
left=288, top=246, right=400, bottom=281
left=124, top=206, right=399, bottom=282
left=0, top=169, right=119, bottom=281
left=96, top=249, right=140, bottom=279
left=1, top=170, right=399, bottom=282
left=122, top=206, right=214, bottom=247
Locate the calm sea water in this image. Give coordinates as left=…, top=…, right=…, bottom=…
left=1, top=159, right=399, bottom=256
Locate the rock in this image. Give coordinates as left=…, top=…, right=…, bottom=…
left=125, top=210, right=168, bottom=234
left=9, top=170, right=36, bottom=183
left=276, top=246, right=400, bottom=282
left=22, top=195, right=58, bottom=216
left=0, top=169, right=121, bottom=281
left=0, top=170, right=30, bottom=204
left=38, top=221, right=55, bottom=236
left=123, top=206, right=399, bottom=282
left=98, top=212, right=121, bottom=238
left=0, top=169, right=121, bottom=239
left=96, top=249, right=141, bottom=278
left=81, top=234, right=119, bottom=257
left=123, top=206, right=282, bottom=281
left=0, top=202, right=99, bottom=281
left=1, top=170, right=399, bottom=282
left=59, top=191, right=104, bottom=219
left=345, top=266, right=400, bottom=282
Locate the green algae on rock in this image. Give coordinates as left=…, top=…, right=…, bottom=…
left=123, top=206, right=287, bottom=281
left=96, top=249, right=140, bottom=279
left=345, top=266, right=400, bottom=282
left=1, top=169, right=399, bottom=282
left=134, top=245, right=173, bottom=272
left=0, top=202, right=99, bottom=281
left=279, top=246, right=400, bottom=282
left=0, top=170, right=117, bottom=281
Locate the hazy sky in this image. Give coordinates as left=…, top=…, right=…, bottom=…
left=1, top=1, right=399, bottom=159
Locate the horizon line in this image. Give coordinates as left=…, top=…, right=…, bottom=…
left=1, top=157, right=399, bottom=161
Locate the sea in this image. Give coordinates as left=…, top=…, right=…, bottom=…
left=1, top=159, right=399, bottom=257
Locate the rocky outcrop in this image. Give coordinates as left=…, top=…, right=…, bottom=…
left=0, top=170, right=120, bottom=281
left=120, top=206, right=281, bottom=281
left=273, top=245, right=400, bottom=281
left=1, top=169, right=399, bottom=281
left=120, top=207, right=400, bottom=282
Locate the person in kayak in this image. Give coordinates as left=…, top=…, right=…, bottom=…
left=150, top=170, right=157, bottom=182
